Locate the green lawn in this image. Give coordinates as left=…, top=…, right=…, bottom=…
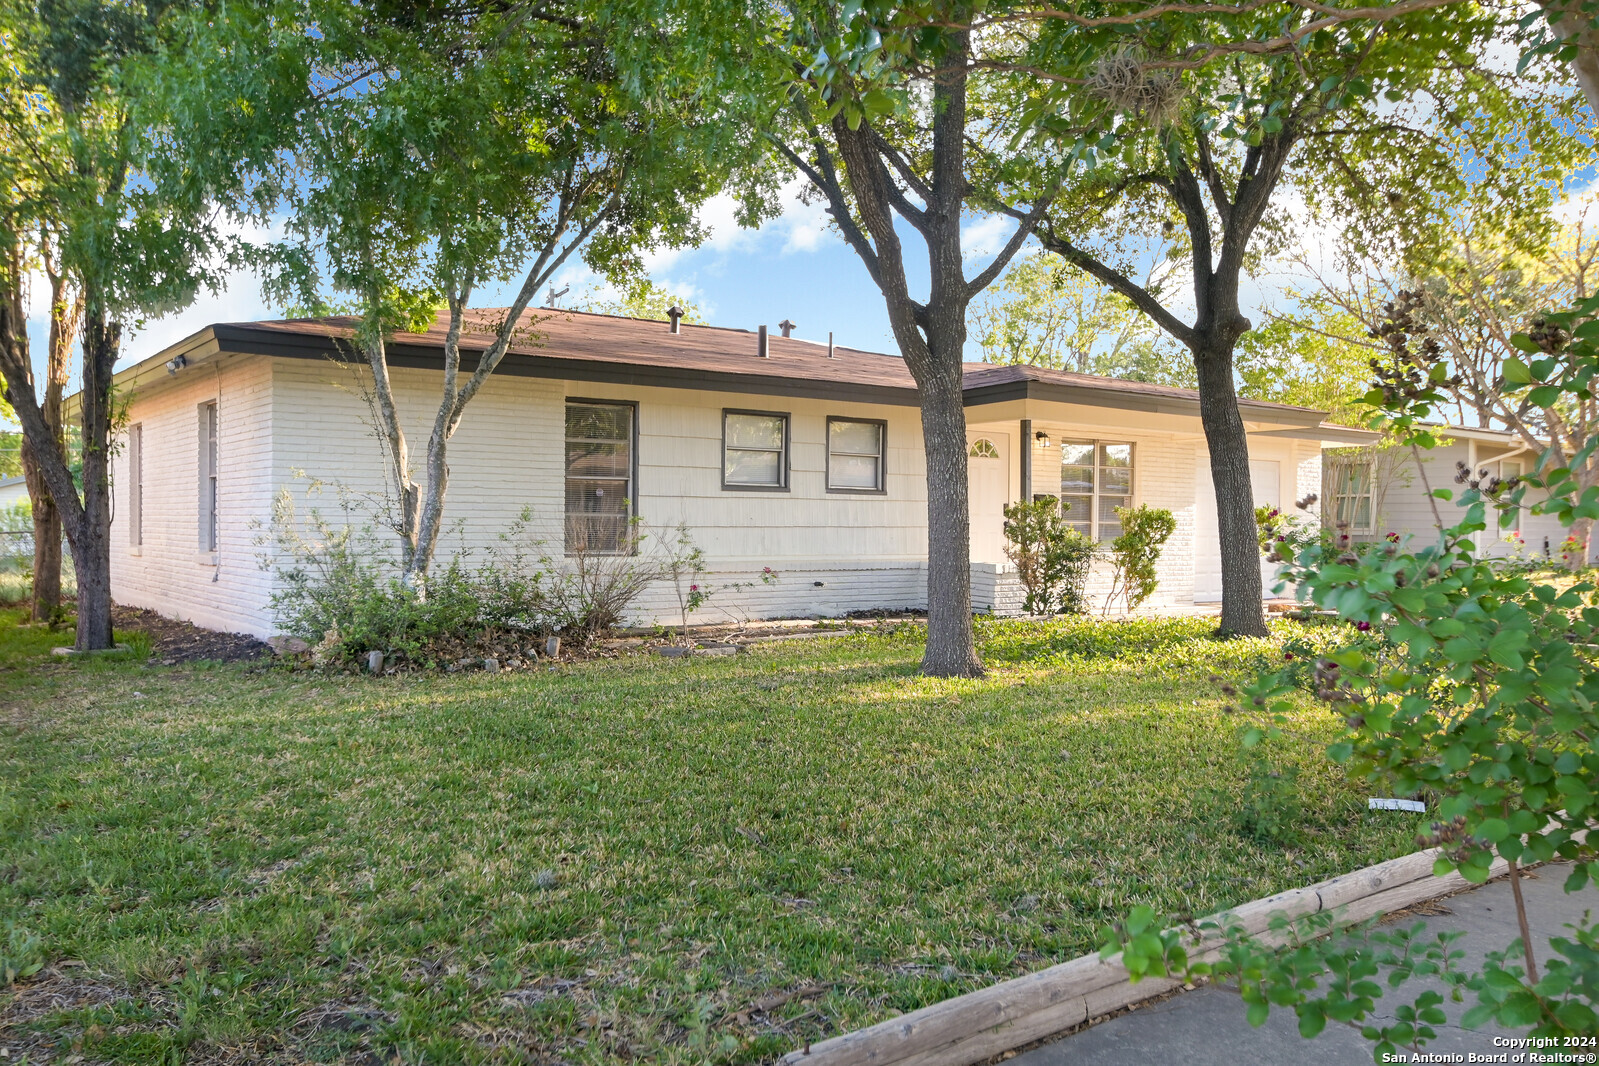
left=0, top=613, right=1422, bottom=1064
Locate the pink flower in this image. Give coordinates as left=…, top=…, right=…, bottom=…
left=1355, top=621, right=1372, bottom=632
left=689, top=584, right=699, bottom=592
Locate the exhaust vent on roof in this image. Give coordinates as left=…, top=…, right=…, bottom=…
left=779, top=319, right=795, bottom=338
left=666, top=306, right=684, bottom=333
left=757, top=325, right=769, bottom=358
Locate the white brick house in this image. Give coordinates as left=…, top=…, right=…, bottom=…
left=104, top=309, right=1371, bottom=637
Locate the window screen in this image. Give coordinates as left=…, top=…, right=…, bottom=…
left=724, top=411, right=789, bottom=489
left=566, top=402, right=634, bottom=554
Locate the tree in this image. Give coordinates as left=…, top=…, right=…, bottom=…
left=1282, top=197, right=1599, bottom=559
left=770, top=9, right=1065, bottom=676
left=971, top=251, right=1194, bottom=386
left=575, top=278, right=707, bottom=323
left=0, top=0, right=224, bottom=650
left=1107, top=293, right=1599, bottom=1053
left=175, top=0, right=747, bottom=583
left=1235, top=293, right=1384, bottom=427
left=13, top=238, right=81, bottom=623
left=976, top=0, right=1584, bottom=637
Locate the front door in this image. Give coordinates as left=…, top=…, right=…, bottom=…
left=967, top=435, right=1010, bottom=564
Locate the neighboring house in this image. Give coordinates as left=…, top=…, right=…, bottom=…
left=99, top=308, right=1371, bottom=637
left=0, top=475, right=28, bottom=511
left=1326, top=425, right=1569, bottom=559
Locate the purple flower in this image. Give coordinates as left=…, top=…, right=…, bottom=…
left=1284, top=652, right=1295, bottom=661
left=1355, top=621, right=1372, bottom=632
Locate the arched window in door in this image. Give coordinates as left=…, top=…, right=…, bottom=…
left=969, top=438, right=1000, bottom=458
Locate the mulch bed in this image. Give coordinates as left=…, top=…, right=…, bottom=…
left=110, top=604, right=271, bottom=665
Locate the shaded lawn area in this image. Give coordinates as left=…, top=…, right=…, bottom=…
left=0, top=614, right=1423, bottom=1064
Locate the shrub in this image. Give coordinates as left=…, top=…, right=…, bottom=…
left=263, top=492, right=554, bottom=667
left=263, top=492, right=705, bottom=665
left=537, top=512, right=665, bottom=644
left=1002, top=497, right=1095, bottom=615
left=1104, top=504, right=1176, bottom=614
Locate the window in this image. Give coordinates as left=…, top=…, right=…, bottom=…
left=1060, top=440, right=1132, bottom=541
left=723, top=410, right=789, bottom=490
left=1497, top=459, right=1524, bottom=539
left=199, top=402, right=218, bottom=552
left=565, top=401, right=635, bottom=554
left=1329, top=459, right=1375, bottom=534
left=828, top=418, right=887, bottom=492
left=129, top=424, right=143, bottom=548
left=969, top=438, right=999, bottom=458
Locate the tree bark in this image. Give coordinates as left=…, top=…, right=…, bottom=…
left=916, top=344, right=983, bottom=676
left=1196, top=343, right=1268, bottom=636
left=21, top=441, right=62, bottom=622
left=1541, top=0, right=1599, bottom=118
left=69, top=302, right=118, bottom=650
left=24, top=265, right=77, bottom=622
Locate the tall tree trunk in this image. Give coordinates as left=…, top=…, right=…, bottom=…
left=25, top=265, right=76, bottom=623
left=915, top=350, right=982, bottom=676
left=69, top=302, right=118, bottom=650
left=21, top=442, right=61, bottom=622
left=1196, top=342, right=1267, bottom=636
left=362, top=333, right=422, bottom=572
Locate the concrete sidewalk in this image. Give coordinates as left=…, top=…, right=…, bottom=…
left=1013, top=864, right=1598, bottom=1065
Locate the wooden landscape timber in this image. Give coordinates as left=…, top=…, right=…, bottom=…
left=781, top=847, right=1512, bottom=1066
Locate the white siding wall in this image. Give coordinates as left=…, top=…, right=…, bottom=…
left=265, top=361, right=934, bottom=631
left=111, top=354, right=277, bottom=634
left=113, top=353, right=1344, bottom=634
left=1364, top=441, right=1571, bottom=561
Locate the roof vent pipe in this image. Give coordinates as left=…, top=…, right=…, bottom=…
left=757, top=325, right=769, bottom=358
left=828, top=331, right=834, bottom=359
left=779, top=319, right=796, bottom=338
left=666, top=306, right=684, bottom=334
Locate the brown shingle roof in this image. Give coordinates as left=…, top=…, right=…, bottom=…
left=159, top=307, right=1330, bottom=424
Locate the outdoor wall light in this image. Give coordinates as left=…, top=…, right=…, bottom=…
left=1034, top=430, right=1051, bottom=448
left=166, top=355, right=188, bottom=375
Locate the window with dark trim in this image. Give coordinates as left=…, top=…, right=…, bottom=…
left=1059, top=440, right=1132, bottom=542
left=723, top=410, right=789, bottom=490
left=129, top=423, right=143, bottom=547
left=827, top=418, right=886, bottom=493
left=565, top=401, right=635, bottom=554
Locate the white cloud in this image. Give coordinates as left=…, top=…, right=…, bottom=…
left=962, top=215, right=1014, bottom=260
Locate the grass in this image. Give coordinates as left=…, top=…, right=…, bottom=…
left=0, top=612, right=1424, bottom=1064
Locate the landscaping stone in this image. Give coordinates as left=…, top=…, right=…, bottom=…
left=51, top=644, right=131, bottom=657
left=366, top=650, right=385, bottom=674
left=545, top=635, right=561, bottom=658
left=268, top=635, right=311, bottom=656
left=656, top=645, right=693, bottom=658
left=483, top=657, right=500, bottom=673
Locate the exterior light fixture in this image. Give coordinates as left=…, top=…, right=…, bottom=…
left=1034, top=430, right=1051, bottom=448
left=166, top=355, right=188, bottom=375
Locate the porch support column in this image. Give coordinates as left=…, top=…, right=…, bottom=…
left=1020, top=419, right=1032, bottom=502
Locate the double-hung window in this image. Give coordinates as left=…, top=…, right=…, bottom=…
left=565, top=401, right=635, bottom=554
left=723, top=410, right=789, bottom=490
left=827, top=418, right=886, bottom=492
left=1060, top=440, right=1133, bottom=541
